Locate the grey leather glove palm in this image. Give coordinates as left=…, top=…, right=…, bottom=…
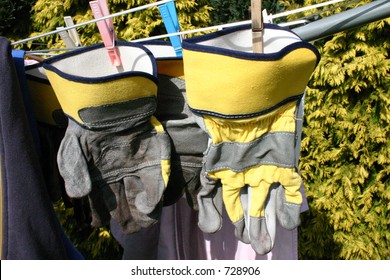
left=43, top=42, right=171, bottom=234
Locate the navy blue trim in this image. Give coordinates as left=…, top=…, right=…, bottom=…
left=43, top=40, right=158, bottom=78
left=190, top=94, right=303, bottom=119
left=25, top=61, right=44, bottom=70
left=141, top=39, right=171, bottom=47
left=184, top=23, right=287, bottom=44
left=42, top=62, right=159, bottom=85
left=156, top=57, right=182, bottom=62
left=182, top=23, right=320, bottom=64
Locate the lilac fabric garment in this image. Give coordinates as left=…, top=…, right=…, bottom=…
left=158, top=196, right=298, bottom=260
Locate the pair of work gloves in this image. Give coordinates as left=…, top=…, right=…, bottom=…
left=43, top=40, right=207, bottom=234
left=182, top=23, right=320, bottom=254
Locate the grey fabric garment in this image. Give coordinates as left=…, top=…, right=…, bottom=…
left=155, top=75, right=208, bottom=209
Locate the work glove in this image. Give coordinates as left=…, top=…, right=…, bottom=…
left=182, top=23, right=320, bottom=254
left=143, top=41, right=209, bottom=209
left=43, top=42, right=171, bottom=234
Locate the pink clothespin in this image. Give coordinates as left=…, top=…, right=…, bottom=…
left=89, top=0, right=122, bottom=66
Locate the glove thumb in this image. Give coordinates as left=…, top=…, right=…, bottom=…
left=57, top=129, right=91, bottom=198
left=197, top=173, right=223, bottom=233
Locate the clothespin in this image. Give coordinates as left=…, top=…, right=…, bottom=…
left=251, top=0, right=264, bottom=53
left=89, top=0, right=122, bottom=66
left=158, top=0, right=182, bottom=57
left=64, top=16, right=82, bottom=47
left=262, top=9, right=272, bottom=24
left=56, top=27, right=77, bottom=48
left=56, top=16, right=82, bottom=48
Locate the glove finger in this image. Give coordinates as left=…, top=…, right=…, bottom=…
left=248, top=180, right=274, bottom=255
left=132, top=117, right=169, bottom=212
left=123, top=182, right=162, bottom=233
left=87, top=185, right=112, bottom=229
left=183, top=165, right=202, bottom=211
left=276, top=169, right=302, bottom=230
left=151, top=115, right=171, bottom=187
left=161, top=128, right=205, bottom=208
left=276, top=185, right=302, bottom=230
left=133, top=166, right=166, bottom=215
left=235, top=186, right=250, bottom=244
left=218, top=171, right=250, bottom=242
left=162, top=163, right=186, bottom=206
left=162, top=163, right=202, bottom=209
left=197, top=173, right=223, bottom=233
left=87, top=180, right=159, bottom=235
left=57, top=123, right=91, bottom=198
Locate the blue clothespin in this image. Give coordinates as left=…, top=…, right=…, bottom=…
left=158, top=0, right=182, bottom=57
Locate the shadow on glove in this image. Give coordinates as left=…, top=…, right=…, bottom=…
left=155, top=74, right=207, bottom=210
left=143, top=41, right=208, bottom=210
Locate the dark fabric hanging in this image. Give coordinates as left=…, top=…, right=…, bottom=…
left=0, top=37, right=82, bottom=259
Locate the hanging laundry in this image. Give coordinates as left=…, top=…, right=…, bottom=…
left=182, top=23, right=320, bottom=255
left=42, top=42, right=171, bottom=235
left=24, top=62, right=70, bottom=203
left=0, top=37, right=82, bottom=259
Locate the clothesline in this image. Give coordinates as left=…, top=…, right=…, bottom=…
left=24, top=0, right=390, bottom=57
left=132, top=19, right=308, bottom=43
left=135, top=0, right=389, bottom=43
left=11, top=0, right=174, bottom=46
left=12, top=0, right=350, bottom=47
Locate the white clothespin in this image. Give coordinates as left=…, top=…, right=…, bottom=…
left=89, top=0, right=122, bottom=66
left=64, top=16, right=82, bottom=47
left=56, top=16, right=82, bottom=48
left=56, top=27, right=77, bottom=48
left=262, top=9, right=272, bottom=24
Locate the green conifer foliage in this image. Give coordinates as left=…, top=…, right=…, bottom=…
left=295, top=0, right=390, bottom=259
left=209, top=0, right=285, bottom=25
left=0, top=0, right=33, bottom=39
left=22, top=0, right=211, bottom=49
left=9, top=0, right=390, bottom=259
